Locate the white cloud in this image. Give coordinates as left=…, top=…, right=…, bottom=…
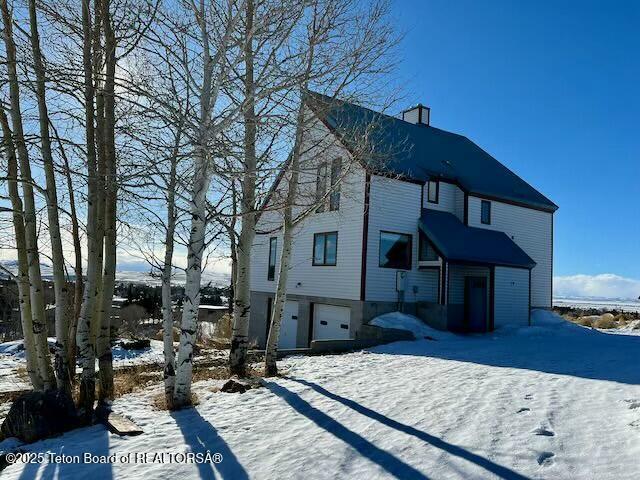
left=554, top=274, right=640, bottom=300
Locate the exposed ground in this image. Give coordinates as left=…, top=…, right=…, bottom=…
left=1, top=310, right=640, bottom=479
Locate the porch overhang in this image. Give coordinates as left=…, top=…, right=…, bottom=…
left=418, top=209, right=536, bottom=270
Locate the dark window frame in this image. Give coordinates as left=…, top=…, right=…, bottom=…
left=267, top=237, right=277, bottom=280
left=312, top=231, right=338, bottom=266
left=427, top=180, right=439, bottom=204
left=378, top=230, right=413, bottom=270
left=481, top=200, right=491, bottom=225
left=315, top=162, right=328, bottom=213
left=329, top=158, right=342, bottom=211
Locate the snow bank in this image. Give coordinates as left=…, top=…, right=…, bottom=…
left=370, top=312, right=439, bottom=339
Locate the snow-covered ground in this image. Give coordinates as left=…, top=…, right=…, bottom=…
left=0, top=339, right=165, bottom=394
left=2, top=310, right=640, bottom=479
left=554, top=297, right=640, bottom=313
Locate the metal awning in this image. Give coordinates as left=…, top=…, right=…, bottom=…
left=418, top=209, right=536, bottom=269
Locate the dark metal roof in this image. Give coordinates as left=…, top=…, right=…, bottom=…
left=307, top=91, right=558, bottom=213
left=418, top=209, right=536, bottom=269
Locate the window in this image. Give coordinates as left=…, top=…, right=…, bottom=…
left=427, top=180, right=439, bottom=204
left=329, top=158, right=341, bottom=211
left=481, top=200, right=491, bottom=225
left=267, top=237, right=277, bottom=280
left=315, top=163, right=328, bottom=213
left=313, top=232, right=338, bottom=266
left=379, top=231, right=412, bottom=270
left=419, top=231, right=439, bottom=261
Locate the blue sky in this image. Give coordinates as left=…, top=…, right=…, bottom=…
left=390, top=0, right=640, bottom=292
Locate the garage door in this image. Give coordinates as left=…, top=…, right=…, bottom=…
left=279, top=301, right=298, bottom=349
left=313, top=304, right=351, bottom=341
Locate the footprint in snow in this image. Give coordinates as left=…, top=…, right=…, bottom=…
left=533, top=427, right=555, bottom=437
left=517, top=407, right=531, bottom=414
left=537, top=452, right=555, bottom=466
left=524, top=394, right=534, bottom=400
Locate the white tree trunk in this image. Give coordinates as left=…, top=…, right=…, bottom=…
left=77, top=0, right=100, bottom=420
left=173, top=155, right=211, bottom=407
left=1, top=0, right=54, bottom=389
left=96, top=0, right=116, bottom=404
left=229, top=0, right=257, bottom=376
left=28, top=0, right=71, bottom=396
left=0, top=108, right=43, bottom=390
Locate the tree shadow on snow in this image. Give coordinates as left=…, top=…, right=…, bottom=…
left=370, top=324, right=640, bottom=385
left=171, top=406, right=248, bottom=480
left=265, top=381, right=432, bottom=480
left=288, top=378, right=530, bottom=480
left=17, top=424, right=112, bottom=480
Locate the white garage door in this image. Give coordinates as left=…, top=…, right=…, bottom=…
left=279, top=301, right=298, bottom=349
left=313, top=304, right=351, bottom=341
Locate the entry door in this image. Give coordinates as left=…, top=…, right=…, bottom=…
left=279, top=300, right=298, bottom=349
left=313, top=304, right=351, bottom=341
left=464, top=277, right=487, bottom=332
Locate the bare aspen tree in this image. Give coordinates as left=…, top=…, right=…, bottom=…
left=1, top=0, right=55, bottom=389
left=264, top=0, right=399, bottom=375
left=27, top=0, right=72, bottom=396
left=0, top=107, right=42, bottom=389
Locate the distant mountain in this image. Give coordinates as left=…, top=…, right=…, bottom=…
left=0, top=260, right=54, bottom=280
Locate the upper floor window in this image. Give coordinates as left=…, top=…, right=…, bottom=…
left=313, top=232, right=338, bottom=266
left=316, top=159, right=342, bottom=212
left=268, top=237, right=277, bottom=280
left=419, top=231, right=439, bottom=261
left=315, top=163, right=328, bottom=213
left=481, top=200, right=491, bottom=225
left=379, top=231, right=412, bottom=270
left=329, top=158, right=341, bottom=211
left=427, top=180, right=439, bottom=204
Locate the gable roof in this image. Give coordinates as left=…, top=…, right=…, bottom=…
left=419, top=209, right=536, bottom=269
left=306, top=91, right=557, bottom=213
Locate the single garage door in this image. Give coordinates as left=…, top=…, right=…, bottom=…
left=313, top=304, right=351, bottom=341
left=279, top=300, right=299, bottom=349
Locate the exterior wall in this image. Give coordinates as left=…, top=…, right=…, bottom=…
left=447, top=264, right=490, bottom=331
left=422, top=181, right=465, bottom=222
left=366, top=176, right=439, bottom=303
left=250, top=114, right=366, bottom=301
left=467, top=196, right=553, bottom=308
left=494, top=266, right=530, bottom=328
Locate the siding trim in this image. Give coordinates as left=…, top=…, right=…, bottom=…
left=529, top=269, right=532, bottom=326
left=360, top=172, right=371, bottom=301
left=489, top=266, right=495, bottom=331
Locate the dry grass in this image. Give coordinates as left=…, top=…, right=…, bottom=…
left=575, top=316, right=595, bottom=327
left=593, top=316, right=617, bottom=329
left=151, top=392, right=200, bottom=411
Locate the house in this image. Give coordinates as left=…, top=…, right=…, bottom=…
left=248, top=92, right=557, bottom=348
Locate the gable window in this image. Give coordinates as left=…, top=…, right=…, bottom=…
left=329, top=158, right=341, bottom=211
left=315, top=163, right=328, bottom=213
left=268, top=237, right=277, bottom=280
left=419, top=231, right=439, bottom=261
left=379, top=231, right=412, bottom=270
left=481, top=200, right=491, bottom=225
left=313, top=232, right=338, bottom=266
left=427, top=180, right=439, bottom=204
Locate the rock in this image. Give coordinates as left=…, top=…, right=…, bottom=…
left=119, top=338, right=151, bottom=350
left=220, top=379, right=251, bottom=394
left=0, top=390, right=77, bottom=443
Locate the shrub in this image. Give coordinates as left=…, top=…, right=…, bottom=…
left=594, top=315, right=616, bottom=329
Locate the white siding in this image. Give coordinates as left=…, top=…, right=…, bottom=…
left=467, top=196, right=552, bottom=308
left=422, top=181, right=465, bottom=222
left=494, top=266, right=530, bottom=328
left=366, top=176, right=439, bottom=303
left=250, top=115, right=366, bottom=301
left=448, top=265, right=490, bottom=305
